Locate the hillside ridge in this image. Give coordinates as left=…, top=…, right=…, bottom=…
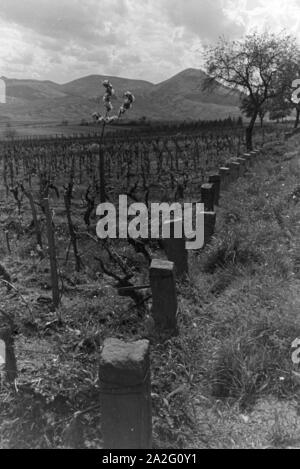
left=0, top=68, right=243, bottom=122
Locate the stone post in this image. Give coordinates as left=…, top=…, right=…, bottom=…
left=162, top=218, right=188, bottom=277
left=225, top=161, right=235, bottom=182
left=203, top=211, right=216, bottom=246
left=149, top=259, right=178, bottom=334
left=236, top=157, right=247, bottom=176
left=233, top=161, right=241, bottom=178
left=208, top=174, right=221, bottom=206
left=201, top=183, right=215, bottom=211
left=243, top=152, right=254, bottom=167
left=227, top=161, right=239, bottom=180
left=0, top=327, right=17, bottom=382
left=99, top=338, right=152, bottom=449
left=219, top=167, right=230, bottom=189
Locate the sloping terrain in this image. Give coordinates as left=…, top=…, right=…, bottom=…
left=0, top=132, right=300, bottom=448
left=0, top=68, right=242, bottom=123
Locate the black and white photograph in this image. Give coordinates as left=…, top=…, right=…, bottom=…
left=0, top=0, right=300, bottom=453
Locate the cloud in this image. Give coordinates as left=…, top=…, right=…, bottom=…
left=0, top=0, right=130, bottom=82
left=161, top=0, right=245, bottom=41
left=0, top=0, right=298, bottom=84
left=0, top=0, right=127, bottom=42
left=244, top=0, right=300, bottom=35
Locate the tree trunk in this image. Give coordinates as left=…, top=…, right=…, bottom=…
left=246, top=111, right=258, bottom=151
left=294, top=107, right=300, bottom=129
left=42, top=198, right=60, bottom=309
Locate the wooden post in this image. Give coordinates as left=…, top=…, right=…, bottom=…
left=219, top=167, right=230, bottom=189
left=162, top=218, right=188, bottom=277
left=42, top=198, right=60, bottom=308
left=149, top=259, right=178, bottom=334
left=23, top=189, right=43, bottom=253
left=0, top=327, right=17, bottom=382
left=208, top=174, right=221, bottom=206
left=201, top=183, right=215, bottom=211
left=99, top=338, right=152, bottom=449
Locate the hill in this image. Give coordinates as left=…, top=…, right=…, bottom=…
left=61, top=74, right=154, bottom=99
left=0, top=69, right=243, bottom=123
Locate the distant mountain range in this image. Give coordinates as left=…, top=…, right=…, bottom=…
left=0, top=68, right=243, bottom=123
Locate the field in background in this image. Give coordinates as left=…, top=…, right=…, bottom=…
left=0, top=117, right=292, bottom=140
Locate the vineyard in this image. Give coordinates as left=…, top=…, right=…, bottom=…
left=0, top=124, right=280, bottom=289
left=1, top=123, right=283, bottom=202
left=0, top=122, right=299, bottom=449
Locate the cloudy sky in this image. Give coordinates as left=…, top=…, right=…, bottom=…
left=0, top=0, right=299, bottom=84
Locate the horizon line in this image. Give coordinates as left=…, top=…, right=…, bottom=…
left=0, top=67, right=206, bottom=87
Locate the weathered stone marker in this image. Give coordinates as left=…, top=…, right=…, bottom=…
left=243, top=153, right=253, bottom=167
left=225, top=162, right=236, bottom=182
left=201, top=183, right=215, bottom=211
left=0, top=327, right=17, bottom=382
left=219, top=167, right=230, bottom=189
left=149, top=259, right=178, bottom=334
left=232, top=161, right=241, bottom=178
left=236, top=157, right=247, bottom=176
left=227, top=161, right=240, bottom=180
left=285, top=132, right=292, bottom=140
left=162, top=218, right=188, bottom=277
left=99, top=338, right=152, bottom=449
left=208, top=174, right=221, bottom=206
left=203, top=211, right=216, bottom=245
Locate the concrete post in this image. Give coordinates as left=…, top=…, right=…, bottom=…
left=149, top=259, right=178, bottom=334
left=285, top=132, right=292, bottom=140
left=99, top=338, right=152, bottom=449
left=201, top=183, right=215, bottom=212
left=225, top=161, right=235, bottom=182
left=227, top=161, right=239, bottom=180
left=236, top=157, right=247, bottom=176
left=162, top=218, right=188, bottom=277
left=219, top=167, right=230, bottom=189
left=208, top=174, right=221, bottom=206
left=232, top=161, right=241, bottom=178
left=243, top=153, right=253, bottom=167
left=203, top=211, right=216, bottom=246
left=0, top=327, right=17, bottom=382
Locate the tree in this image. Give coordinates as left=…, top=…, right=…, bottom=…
left=294, top=103, right=300, bottom=129
left=203, top=32, right=299, bottom=150
left=267, top=95, right=292, bottom=122
left=272, top=55, right=300, bottom=127
left=287, top=62, right=300, bottom=128
left=240, top=96, right=267, bottom=127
